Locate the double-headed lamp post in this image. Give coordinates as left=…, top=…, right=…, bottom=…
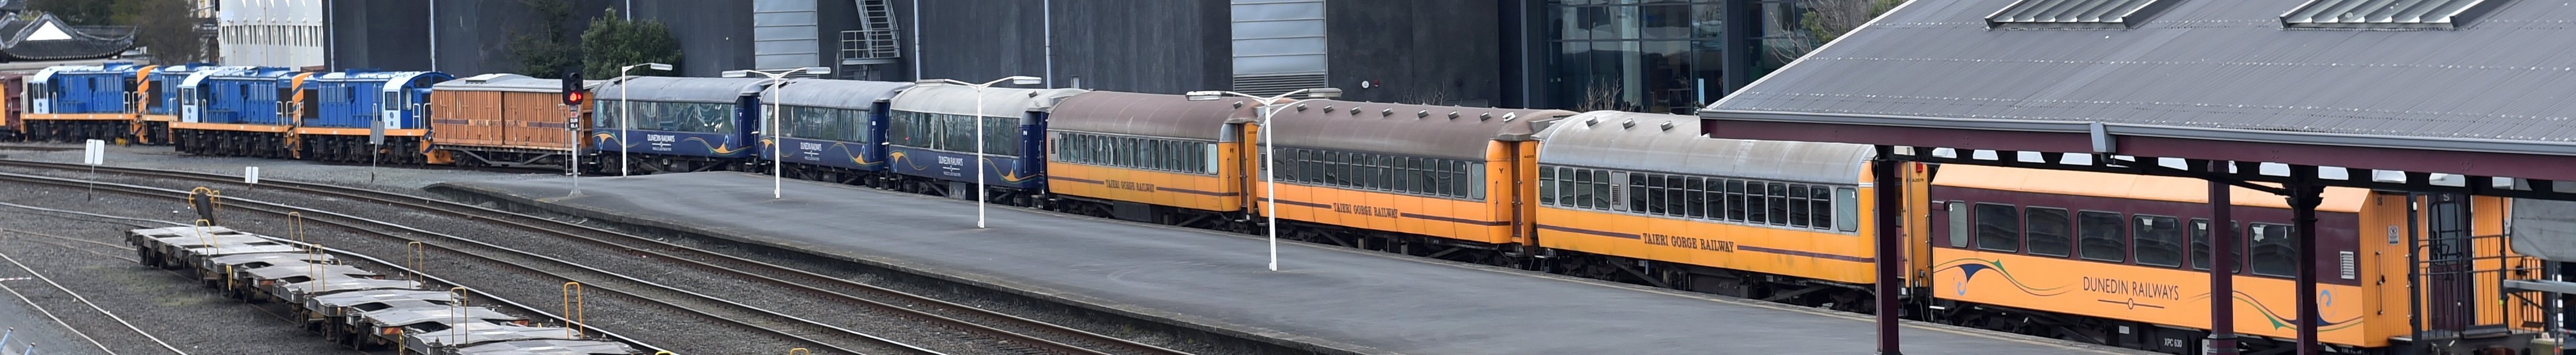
left=615, top=62, right=672, bottom=178
left=722, top=66, right=833, bottom=199
left=915, top=76, right=1043, bottom=229
left=1184, top=88, right=1342, bottom=271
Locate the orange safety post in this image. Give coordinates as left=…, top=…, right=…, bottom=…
left=563, top=282, right=587, bottom=339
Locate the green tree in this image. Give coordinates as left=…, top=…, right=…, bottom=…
left=580, top=8, right=682, bottom=79
left=131, top=0, right=213, bottom=64
left=1801, top=0, right=1905, bottom=44
left=511, top=0, right=580, bottom=79
left=31, top=0, right=118, bottom=25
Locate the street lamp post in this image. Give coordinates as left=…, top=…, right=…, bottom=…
left=1185, top=88, right=1342, bottom=271
left=916, top=77, right=1043, bottom=229
left=615, top=62, right=672, bottom=178
left=723, top=67, right=833, bottom=199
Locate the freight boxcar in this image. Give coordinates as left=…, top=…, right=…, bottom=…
left=883, top=83, right=1086, bottom=203
left=426, top=73, right=591, bottom=168
left=297, top=70, right=453, bottom=164
left=591, top=77, right=773, bottom=173
left=172, top=67, right=310, bottom=158
left=24, top=62, right=148, bottom=143
left=0, top=73, right=23, bottom=141
left=755, top=79, right=911, bottom=185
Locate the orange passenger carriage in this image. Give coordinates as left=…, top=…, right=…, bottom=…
left=1043, top=91, right=1262, bottom=230
left=1252, top=100, right=1574, bottom=264
left=1528, top=110, right=1927, bottom=305
left=1926, top=164, right=2542, bottom=353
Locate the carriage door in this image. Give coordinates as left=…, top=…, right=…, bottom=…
left=179, top=87, right=199, bottom=123
left=2419, top=193, right=2476, bottom=334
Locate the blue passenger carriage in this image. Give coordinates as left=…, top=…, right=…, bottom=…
left=592, top=77, right=771, bottom=173
left=172, top=67, right=309, bottom=158
left=883, top=83, right=1086, bottom=204
left=299, top=70, right=455, bottom=164
left=757, top=79, right=913, bottom=186
left=24, top=62, right=147, bottom=142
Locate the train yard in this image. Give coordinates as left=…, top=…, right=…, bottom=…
left=0, top=152, right=1213, bottom=354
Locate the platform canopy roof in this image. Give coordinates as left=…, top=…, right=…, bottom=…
left=1700, top=0, right=2576, bottom=195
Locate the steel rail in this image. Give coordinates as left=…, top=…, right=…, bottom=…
left=0, top=159, right=1193, bottom=355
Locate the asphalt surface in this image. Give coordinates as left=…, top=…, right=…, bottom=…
left=438, top=171, right=2151, bottom=355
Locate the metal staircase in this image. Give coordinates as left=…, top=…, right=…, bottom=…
left=839, top=0, right=902, bottom=77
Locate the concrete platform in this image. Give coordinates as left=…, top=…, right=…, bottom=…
left=434, top=172, right=2146, bottom=355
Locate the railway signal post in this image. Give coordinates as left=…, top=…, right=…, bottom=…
left=563, top=71, right=587, bottom=196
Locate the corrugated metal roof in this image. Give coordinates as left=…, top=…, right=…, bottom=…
left=1265, top=100, right=1576, bottom=160
left=1708, top=0, right=2576, bottom=144
left=767, top=79, right=913, bottom=110
left=2279, top=0, right=2507, bottom=29
left=1047, top=91, right=1259, bottom=141
left=594, top=77, right=771, bottom=104
left=1539, top=111, right=1875, bottom=185
left=1986, top=0, right=2180, bottom=29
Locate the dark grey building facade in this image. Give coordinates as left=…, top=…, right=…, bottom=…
left=333, top=0, right=1807, bottom=111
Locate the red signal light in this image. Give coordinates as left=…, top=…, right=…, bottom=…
left=566, top=91, right=587, bottom=105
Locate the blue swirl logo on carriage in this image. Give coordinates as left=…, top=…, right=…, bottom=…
left=594, top=130, right=756, bottom=158
left=761, top=136, right=885, bottom=171
left=887, top=147, right=1044, bottom=189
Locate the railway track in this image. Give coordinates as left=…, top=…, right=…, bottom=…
left=0, top=159, right=1194, bottom=355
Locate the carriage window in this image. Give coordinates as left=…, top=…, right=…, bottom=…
left=2077, top=211, right=2127, bottom=262
left=1807, top=187, right=1832, bottom=230
left=1946, top=201, right=1970, bottom=247
left=1558, top=168, right=1579, bottom=207
left=2188, top=219, right=2247, bottom=272
left=1665, top=175, right=1687, bottom=218
left=2133, top=215, right=2183, bottom=267
left=1643, top=174, right=1667, bottom=215
left=2248, top=223, right=2297, bottom=278
left=1730, top=180, right=1752, bottom=223
left=1787, top=185, right=1811, bottom=228
left=1685, top=177, right=1707, bottom=219
left=1592, top=170, right=1615, bottom=210
left=1705, top=182, right=1725, bottom=222
left=1623, top=174, right=1645, bottom=213
left=1466, top=163, right=1486, bottom=200
left=1834, top=188, right=1858, bottom=232
left=1539, top=167, right=1557, bottom=205
left=2026, top=207, right=2072, bottom=257
left=1766, top=183, right=1789, bottom=226
left=1974, top=203, right=2020, bottom=252
left=1573, top=169, right=1598, bottom=209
